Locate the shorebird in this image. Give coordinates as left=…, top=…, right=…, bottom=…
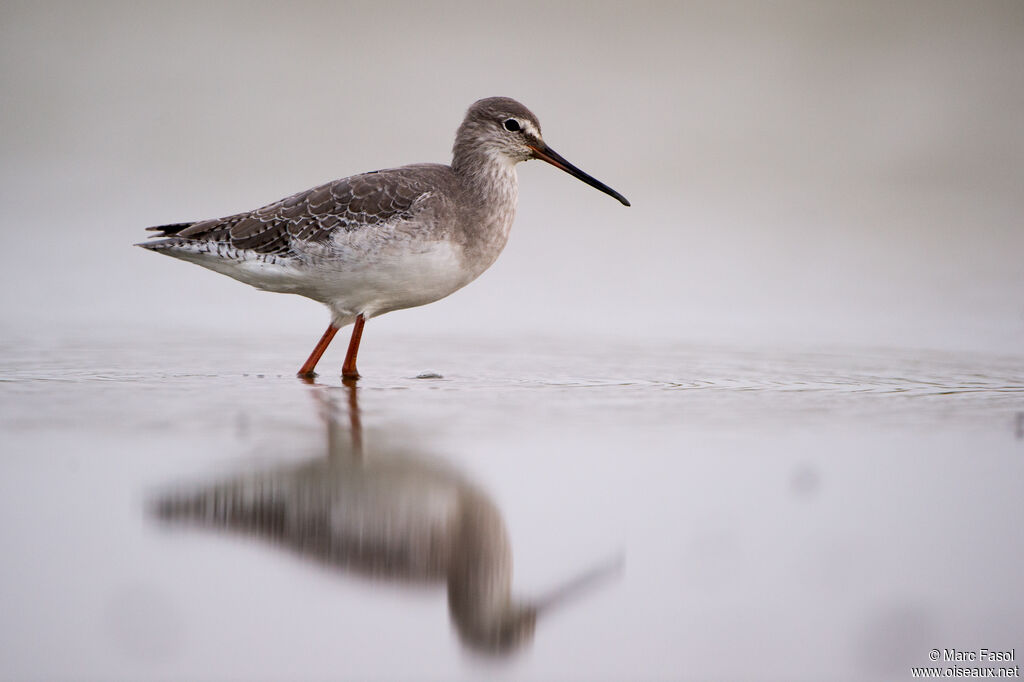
left=137, top=97, right=630, bottom=379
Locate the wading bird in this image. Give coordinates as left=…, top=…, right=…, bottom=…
left=138, top=97, right=629, bottom=379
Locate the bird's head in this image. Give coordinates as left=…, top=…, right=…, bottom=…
left=454, top=96, right=630, bottom=206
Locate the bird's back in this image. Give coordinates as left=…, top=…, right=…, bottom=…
left=139, top=163, right=459, bottom=262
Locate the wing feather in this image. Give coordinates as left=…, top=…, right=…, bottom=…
left=154, top=165, right=452, bottom=258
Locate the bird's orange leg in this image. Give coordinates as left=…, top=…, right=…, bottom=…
left=341, top=314, right=366, bottom=381
left=297, top=324, right=340, bottom=378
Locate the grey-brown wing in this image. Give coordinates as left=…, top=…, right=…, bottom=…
left=163, top=167, right=442, bottom=257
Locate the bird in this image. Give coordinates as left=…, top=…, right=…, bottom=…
left=137, top=97, right=630, bottom=380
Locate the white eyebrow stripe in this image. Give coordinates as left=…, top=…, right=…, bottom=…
left=521, top=120, right=541, bottom=139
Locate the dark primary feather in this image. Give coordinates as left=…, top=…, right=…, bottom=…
left=146, top=222, right=194, bottom=236
left=142, top=166, right=447, bottom=258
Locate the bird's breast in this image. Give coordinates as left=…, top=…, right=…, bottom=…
left=454, top=171, right=519, bottom=280
left=312, top=238, right=470, bottom=318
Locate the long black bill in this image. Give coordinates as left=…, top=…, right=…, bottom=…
left=533, top=554, right=624, bottom=615
left=529, top=144, right=631, bottom=207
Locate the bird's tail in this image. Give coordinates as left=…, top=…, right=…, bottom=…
left=145, top=222, right=195, bottom=237
left=136, top=219, right=205, bottom=250
left=135, top=222, right=198, bottom=251
left=149, top=478, right=288, bottom=536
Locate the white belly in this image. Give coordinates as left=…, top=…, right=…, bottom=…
left=318, top=239, right=472, bottom=319
left=198, top=237, right=468, bottom=321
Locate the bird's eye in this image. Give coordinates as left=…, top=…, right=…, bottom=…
left=503, top=119, right=521, bottom=132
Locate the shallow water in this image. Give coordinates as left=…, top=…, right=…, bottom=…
left=1, top=332, right=1022, bottom=681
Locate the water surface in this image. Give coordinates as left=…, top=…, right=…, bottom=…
left=1, top=333, right=1022, bottom=680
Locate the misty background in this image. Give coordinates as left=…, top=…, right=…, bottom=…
left=1, top=1, right=1021, bottom=356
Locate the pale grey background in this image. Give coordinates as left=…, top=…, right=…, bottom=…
left=1, top=0, right=1021, bottom=355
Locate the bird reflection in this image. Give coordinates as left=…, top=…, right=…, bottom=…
left=152, top=382, right=617, bottom=654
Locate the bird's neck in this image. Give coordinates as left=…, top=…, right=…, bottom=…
left=448, top=148, right=519, bottom=280
left=446, top=492, right=514, bottom=629
left=452, top=148, right=519, bottom=209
